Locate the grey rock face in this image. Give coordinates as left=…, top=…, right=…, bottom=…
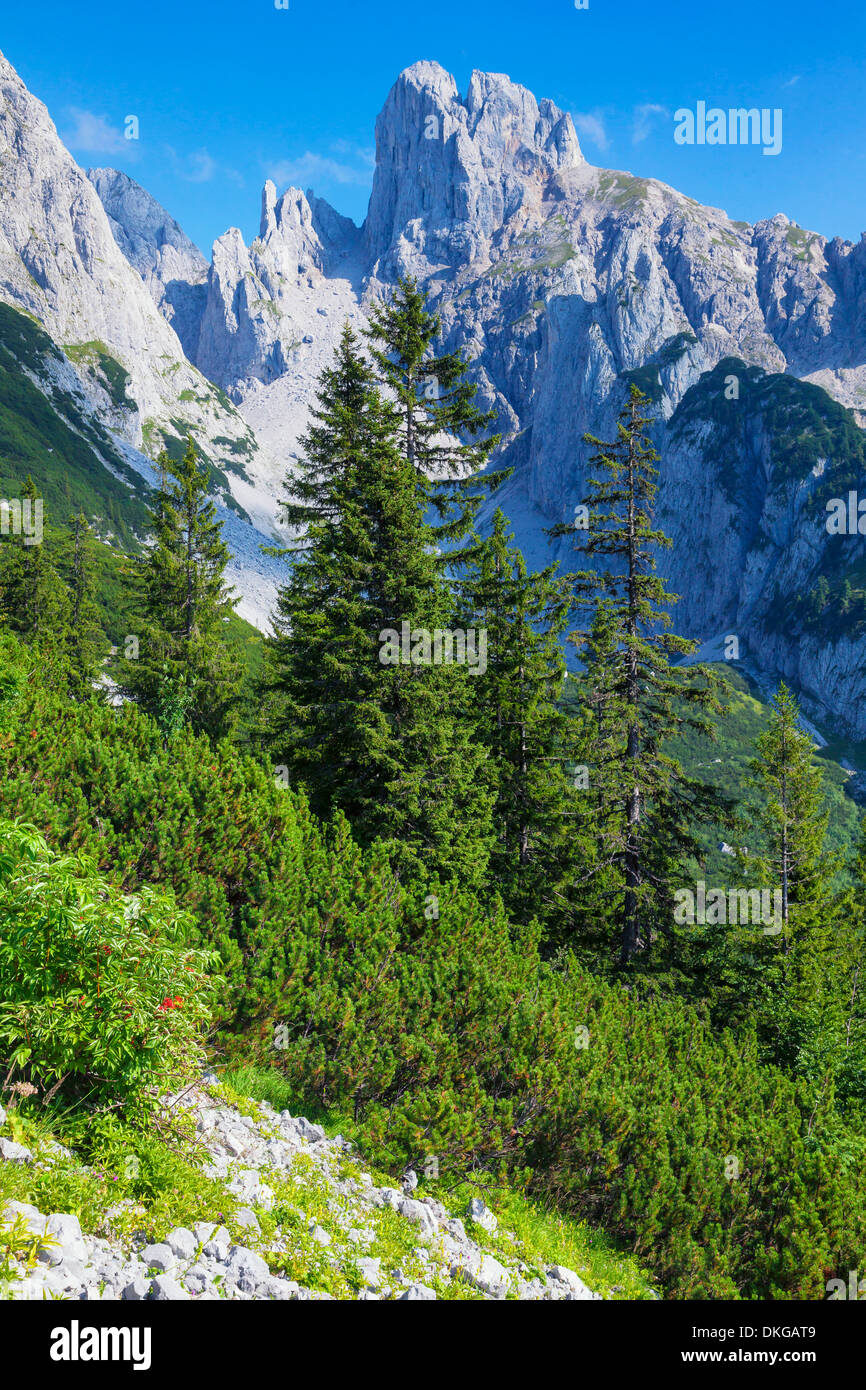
left=194, top=180, right=363, bottom=395
left=87, top=167, right=208, bottom=359
left=654, top=359, right=866, bottom=737
left=163, top=1227, right=198, bottom=1262
left=466, top=1198, right=497, bottom=1233
left=122, top=1278, right=151, bottom=1301
left=398, top=1283, right=437, bottom=1300
left=364, top=61, right=583, bottom=280
left=546, top=1264, right=602, bottom=1300
left=0, top=47, right=256, bottom=497
left=149, top=1274, right=190, bottom=1301
left=140, top=1242, right=179, bottom=1274
left=0, top=1138, right=33, bottom=1164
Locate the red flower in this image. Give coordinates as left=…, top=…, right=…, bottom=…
left=156, top=995, right=184, bottom=1013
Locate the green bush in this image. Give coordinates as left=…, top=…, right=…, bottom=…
left=0, top=818, right=218, bottom=1113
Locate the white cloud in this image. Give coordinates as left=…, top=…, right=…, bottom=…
left=268, top=149, right=374, bottom=188
left=328, top=140, right=376, bottom=168
left=571, top=110, right=609, bottom=152
left=60, top=108, right=126, bottom=154
left=163, top=145, right=240, bottom=185
left=782, top=75, right=801, bottom=88
left=632, top=103, right=669, bottom=144
left=183, top=150, right=217, bottom=183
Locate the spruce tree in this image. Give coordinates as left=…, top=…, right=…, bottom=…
left=747, top=684, right=829, bottom=931
left=261, top=326, right=402, bottom=813
left=733, top=683, right=843, bottom=1074
left=121, top=439, right=240, bottom=741
left=0, top=475, right=67, bottom=644
left=261, top=325, right=495, bottom=887
left=56, top=512, right=105, bottom=701
left=550, top=385, right=724, bottom=967
left=364, top=276, right=504, bottom=546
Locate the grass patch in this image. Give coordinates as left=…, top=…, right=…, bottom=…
left=63, top=341, right=135, bottom=412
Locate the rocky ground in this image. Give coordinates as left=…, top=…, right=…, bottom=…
left=0, top=1075, right=601, bottom=1302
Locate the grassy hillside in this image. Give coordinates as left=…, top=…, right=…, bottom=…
left=0, top=304, right=151, bottom=547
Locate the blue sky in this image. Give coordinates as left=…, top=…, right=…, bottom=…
left=3, top=0, right=865, bottom=255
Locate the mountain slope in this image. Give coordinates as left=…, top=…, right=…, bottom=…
left=86, top=166, right=209, bottom=362
left=0, top=49, right=260, bottom=516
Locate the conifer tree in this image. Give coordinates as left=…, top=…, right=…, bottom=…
left=364, top=277, right=504, bottom=546
left=121, top=439, right=240, bottom=741
left=261, top=326, right=494, bottom=887
left=747, top=684, right=830, bottom=931
left=460, top=508, right=589, bottom=930
left=0, top=475, right=67, bottom=644
left=562, top=600, right=635, bottom=964
left=261, top=326, right=402, bottom=810
left=550, top=385, right=723, bottom=967
left=56, top=512, right=105, bottom=701
left=732, top=683, right=844, bottom=1073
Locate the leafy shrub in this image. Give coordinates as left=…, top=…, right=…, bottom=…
left=0, top=818, right=218, bottom=1114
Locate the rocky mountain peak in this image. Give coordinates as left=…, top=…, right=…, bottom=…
left=463, top=68, right=582, bottom=172
left=88, top=167, right=207, bottom=277
left=0, top=46, right=251, bottom=457
left=87, top=167, right=208, bottom=357
left=195, top=181, right=362, bottom=395
left=256, top=183, right=325, bottom=280
left=363, top=61, right=583, bottom=278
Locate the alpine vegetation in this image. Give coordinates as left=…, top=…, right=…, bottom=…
left=674, top=883, right=783, bottom=934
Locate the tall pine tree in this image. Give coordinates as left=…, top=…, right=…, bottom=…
left=364, top=276, right=504, bottom=547
left=121, top=439, right=240, bottom=740
left=460, top=508, right=589, bottom=932
left=551, top=385, right=724, bottom=968
left=261, top=325, right=494, bottom=887
left=0, top=475, right=67, bottom=645
left=733, top=683, right=843, bottom=1076
left=56, top=512, right=105, bottom=701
